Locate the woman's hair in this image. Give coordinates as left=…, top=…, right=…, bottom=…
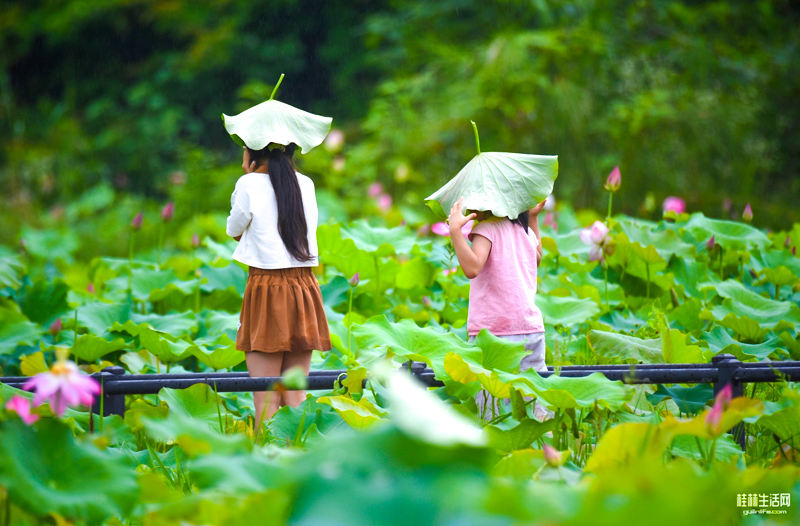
left=246, top=144, right=314, bottom=262
left=510, top=210, right=530, bottom=233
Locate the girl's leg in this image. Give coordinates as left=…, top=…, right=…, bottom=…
left=280, top=349, right=314, bottom=408
left=520, top=333, right=553, bottom=421
left=246, top=351, right=284, bottom=423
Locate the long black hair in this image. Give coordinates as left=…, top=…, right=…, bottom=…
left=510, top=210, right=530, bottom=233
left=246, top=144, right=314, bottom=262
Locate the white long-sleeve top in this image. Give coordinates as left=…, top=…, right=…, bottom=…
left=225, top=171, right=319, bottom=269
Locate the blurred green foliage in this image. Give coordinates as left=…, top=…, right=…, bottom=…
left=1, top=0, right=799, bottom=250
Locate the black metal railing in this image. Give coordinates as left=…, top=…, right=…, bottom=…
left=3, top=354, right=799, bottom=450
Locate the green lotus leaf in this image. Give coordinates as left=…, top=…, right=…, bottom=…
left=708, top=280, right=800, bottom=330
left=16, top=278, right=70, bottom=326
left=75, top=301, right=131, bottom=337
left=559, top=271, right=625, bottom=307
left=667, top=298, right=706, bottom=332
left=616, top=218, right=696, bottom=261
left=669, top=258, right=716, bottom=298
left=683, top=213, right=771, bottom=251
left=537, top=294, right=601, bottom=327
left=716, top=313, right=771, bottom=343
left=670, top=434, right=744, bottom=462
left=158, top=383, right=226, bottom=427
left=317, top=395, right=385, bottom=430
left=340, top=220, right=432, bottom=257
left=0, top=307, right=43, bottom=355
left=0, top=419, right=138, bottom=523
left=71, top=334, right=128, bottom=362
left=486, top=419, right=557, bottom=453
left=701, top=326, right=783, bottom=362
left=198, top=263, right=246, bottom=295
left=0, top=245, right=25, bottom=289
left=425, top=125, right=557, bottom=220
left=130, top=310, right=198, bottom=338
left=318, top=223, right=379, bottom=280
left=191, top=335, right=244, bottom=371
left=222, top=76, right=332, bottom=153
left=19, top=226, right=80, bottom=264
left=142, top=411, right=251, bottom=457
left=269, top=395, right=345, bottom=442
left=757, top=405, right=800, bottom=449
left=394, top=257, right=435, bottom=290
left=105, top=268, right=200, bottom=302
left=588, top=330, right=662, bottom=363
left=495, top=369, right=633, bottom=410
left=647, top=384, right=714, bottom=414
left=137, top=325, right=197, bottom=365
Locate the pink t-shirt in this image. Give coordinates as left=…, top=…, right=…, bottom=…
left=467, top=218, right=544, bottom=336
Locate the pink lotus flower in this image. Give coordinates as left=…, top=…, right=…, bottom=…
left=431, top=222, right=450, bottom=236
left=87, top=283, right=95, bottom=294
left=715, top=384, right=733, bottom=410
left=442, top=267, right=458, bottom=277
left=543, top=443, right=561, bottom=466
left=422, top=296, right=432, bottom=308
left=23, top=360, right=101, bottom=417
left=706, top=236, right=716, bottom=252
left=543, top=212, right=558, bottom=231
left=349, top=272, right=360, bottom=287
left=580, top=221, right=612, bottom=262
left=6, top=395, right=39, bottom=425
left=705, top=400, right=723, bottom=434
left=48, top=318, right=62, bottom=336
left=131, top=212, right=143, bottom=232
left=377, top=193, right=393, bottom=212
left=431, top=220, right=474, bottom=237
left=604, top=166, right=621, bottom=193
left=161, top=202, right=175, bottom=223
left=662, top=196, right=686, bottom=214
left=368, top=182, right=383, bottom=198
left=742, top=203, right=753, bottom=223
left=191, top=234, right=201, bottom=248
left=324, top=129, right=345, bottom=152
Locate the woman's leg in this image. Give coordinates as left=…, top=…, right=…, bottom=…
left=280, top=349, right=314, bottom=408
left=246, top=351, right=284, bottom=423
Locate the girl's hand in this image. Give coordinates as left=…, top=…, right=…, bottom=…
left=448, top=197, right=477, bottom=235
left=529, top=200, right=547, bottom=217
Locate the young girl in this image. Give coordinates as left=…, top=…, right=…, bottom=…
left=447, top=196, right=550, bottom=420
left=226, top=143, right=332, bottom=422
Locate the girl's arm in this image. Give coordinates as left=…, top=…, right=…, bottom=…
left=529, top=201, right=546, bottom=266
left=449, top=197, right=492, bottom=279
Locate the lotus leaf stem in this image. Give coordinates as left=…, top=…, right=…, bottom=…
left=470, top=120, right=481, bottom=154
left=270, top=73, right=285, bottom=100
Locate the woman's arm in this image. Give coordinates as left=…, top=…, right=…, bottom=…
left=448, top=197, right=492, bottom=279
left=226, top=184, right=251, bottom=241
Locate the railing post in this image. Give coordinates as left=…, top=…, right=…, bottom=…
left=92, top=366, right=126, bottom=417
left=712, top=353, right=745, bottom=450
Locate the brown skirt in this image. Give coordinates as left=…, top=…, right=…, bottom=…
left=236, top=267, right=332, bottom=353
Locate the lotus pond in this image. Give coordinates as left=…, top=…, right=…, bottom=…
left=2, top=202, right=800, bottom=525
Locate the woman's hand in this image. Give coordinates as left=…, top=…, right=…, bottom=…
left=448, top=197, right=477, bottom=236
left=529, top=200, right=547, bottom=217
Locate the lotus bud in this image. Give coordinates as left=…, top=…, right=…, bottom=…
left=715, top=383, right=733, bottom=410
left=662, top=196, right=686, bottom=214
left=603, top=166, right=621, bottom=193
left=749, top=268, right=757, bottom=280
left=131, top=212, right=143, bottom=231
left=349, top=272, right=360, bottom=287
left=377, top=193, right=392, bottom=212
left=87, top=283, right=95, bottom=294
left=422, top=296, right=432, bottom=308
left=670, top=288, right=680, bottom=308
left=191, top=234, right=200, bottom=248
left=161, top=202, right=175, bottom=223
left=49, top=318, right=62, bottom=335
left=368, top=182, right=383, bottom=198
left=742, top=203, right=753, bottom=223
left=705, top=401, right=723, bottom=433
left=706, top=236, right=715, bottom=252
left=543, top=444, right=561, bottom=466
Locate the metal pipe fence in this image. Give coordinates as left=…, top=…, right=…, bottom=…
left=3, top=353, right=800, bottom=450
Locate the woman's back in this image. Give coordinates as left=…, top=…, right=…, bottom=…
left=467, top=217, right=544, bottom=337
left=226, top=171, right=319, bottom=269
